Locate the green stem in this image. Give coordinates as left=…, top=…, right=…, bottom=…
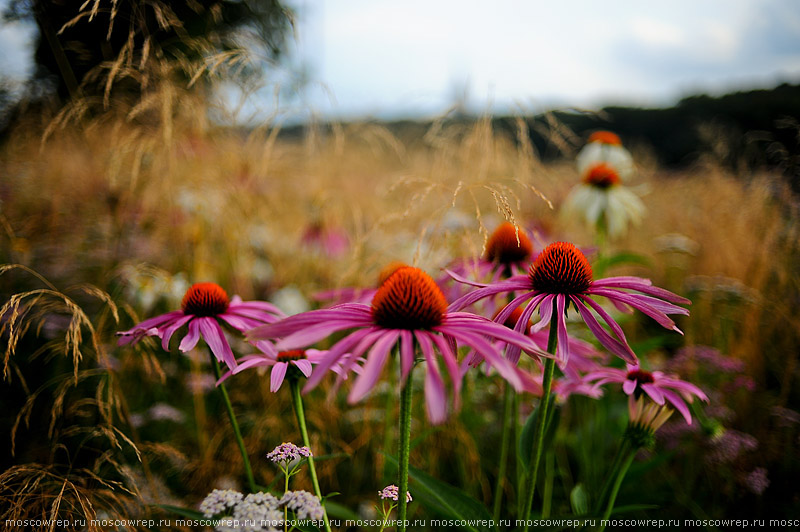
left=209, top=352, right=256, bottom=493
left=397, top=368, right=414, bottom=532
left=597, top=447, right=636, bottom=532
left=289, top=378, right=332, bottom=532
left=521, top=306, right=558, bottom=530
left=593, top=438, right=630, bottom=515
left=492, top=383, right=514, bottom=520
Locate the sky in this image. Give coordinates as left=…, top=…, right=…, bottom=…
left=2, top=0, right=800, bottom=120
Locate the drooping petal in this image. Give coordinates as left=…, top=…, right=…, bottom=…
left=571, top=296, right=638, bottom=364
left=555, top=294, right=570, bottom=368
left=198, top=317, right=237, bottom=370
left=270, top=362, right=289, bottom=392
left=428, top=331, right=462, bottom=406
left=662, top=389, right=693, bottom=424
left=448, top=277, right=531, bottom=312
left=117, top=310, right=184, bottom=337
left=641, top=383, right=666, bottom=405
left=532, top=294, right=555, bottom=333
left=303, top=328, right=379, bottom=392
left=179, top=318, right=202, bottom=352
left=160, top=314, right=194, bottom=351
left=417, top=331, right=448, bottom=424
left=399, top=330, right=415, bottom=382
left=622, top=379, right=637, bottom=395
left=348, top=330, right=400, bottom=403
left=294, top=359, right=313, bottom=378
left=442, top=328, right=523, bottom=391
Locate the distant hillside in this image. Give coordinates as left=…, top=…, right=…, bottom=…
left=496, top=83, right=800, bottom=174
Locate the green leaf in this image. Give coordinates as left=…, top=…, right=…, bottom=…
left=592, top=252, right=651, bottom=276
left=570, top=484, right=589, bottom=516
left=384, top=455, right=497, bottom=532
left=518, top=404, right=560, bottom=470
left=324, top=500, right=360, bottom=521
left=153, top=504, right=206, bottom=520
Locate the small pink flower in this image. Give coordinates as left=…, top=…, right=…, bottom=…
left=217, top=344, right=361, bottom=392
left=379, top=484, right=412, bottom=503
left=117, top=282, right=285, bottom=370
left=585, top=364, right=708, bottom=424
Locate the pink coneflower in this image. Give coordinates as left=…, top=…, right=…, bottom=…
left=117, top=282, right=285, bottom=370
left=442, top=223, right=538, bottom=305
left=217, top=345, right=361, bottom=392
left=449, top=242, right=690, bottom=368
left=313, top=261, right=408, bottom=306
left=249, top=266, right=544, bottom=424
left=585, top=364, right=708, bottom=424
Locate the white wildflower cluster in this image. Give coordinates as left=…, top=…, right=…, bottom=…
left=200, top=489, right=243, bottom=518
left=200, top=489, right=322, bottom=532
left=280, top=490, right=325, bottom=521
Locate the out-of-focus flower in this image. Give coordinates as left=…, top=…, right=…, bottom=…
left=443, top=222, right=540, bottom=311
left=200, top=489, right=244, bottom=518
left=626, top=395, right=674, bottom=448
left=379, top=484, right=412, bottom=503
left=251, top=266, right=543, bottom=424
left=117, top=282, right=285, bottom=370
left=270, top=285, right=310, bottom=316
left=312, top=261, right=409, bottom=306
left=450, top=242, right=690, bottom=368
left=280, top=490, right=325, bottom=521
left=743, top=467, right=770, bottom=495
left=301, top=221, right=349, bottom=258
left=148, top=403, right=186, bottom=423
left=576, top=131, right=634, bottom=181
left=585, top=364, right=708, bottom=424
left=562, top=162, right=646, bottom=238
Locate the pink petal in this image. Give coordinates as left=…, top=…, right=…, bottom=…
left=418, top=332, right=448, bottom=424
left=179, top=318, right=202, bottom=352
left=348, top=331, right=399, bottom=403
left=270, top=362, right=288, bottom=392
left=555, top=295, right=570, bottom=368
left=160, top=314, right=194, bottom=351
left=399, top=330, right=415, bottom=382
left=662, top=389, right=693, bottom=424
left=642, top=383, right=666, bottom=405
left=294, top=359, right=313, bottom=378
left=623, top=379, right=637, bottom=395
left=198, top=317, right=237, bottom=370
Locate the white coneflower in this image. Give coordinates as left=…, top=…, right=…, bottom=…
left=563, top=161, right=646, bottom=238
left=576, top=131, right=634, bottom=182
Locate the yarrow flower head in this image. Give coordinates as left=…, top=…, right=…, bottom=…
left=117, top=282, right=285, bottom=369
left=200, top=489, right=245, bottom=518
left=280, top=490, right=325, bottom=521
left=449, top=242, right=690, bottom=368
left=585, top=364, right=708, bottom=424
left=250, top=266, right=543, bottom=424
left=379, top=484, right=412, bottom=503
left=267, top=442, right=312, bottom=464
left=200, top=489, right=319, bottom=532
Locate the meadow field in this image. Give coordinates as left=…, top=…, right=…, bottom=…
left=1, top=92, right=798, bottom=531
